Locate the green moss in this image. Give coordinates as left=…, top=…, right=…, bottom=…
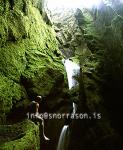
left=22, top=65, right=64, bottom=97
left=0, top=42, right=26, bottom=81
left=0, top=0, right=64, bottom=122
left=0, top=75, right=27, bottom=123
left=0, top=120, right=40, bottom=150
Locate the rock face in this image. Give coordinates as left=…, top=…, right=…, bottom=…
left=47, top=1, right=123, bottom=150
left=1, top=0, right=123, bottom=150
left=0, top=0, right=64, bottom=123
left=49, top=8, right=88, bottom=58
left=0, top=120, right=40, bottom=150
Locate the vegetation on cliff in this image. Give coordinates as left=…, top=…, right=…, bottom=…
left=1, top=0, right=123, bottom=150
left=0, top=0, right=64, bottom=124
left=0, top=120, right=40, bottom=150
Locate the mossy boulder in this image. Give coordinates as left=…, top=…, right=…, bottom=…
left=21, top=66, right=64, bottom=97
left=0, top=120, right=40, bottom=150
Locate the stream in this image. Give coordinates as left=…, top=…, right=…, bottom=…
left=57, top=59, right=79, bottom=150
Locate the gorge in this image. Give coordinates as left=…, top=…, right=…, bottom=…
left=0, top=0, right=123, bottom=150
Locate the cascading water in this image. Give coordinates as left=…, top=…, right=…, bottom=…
left=57, top=59, right=79, bottom=150
left=57, top=125, right=69, bottom=150
left=63, top=59, right=80, bottom=89
left=72, top=102, right=77, bottom=115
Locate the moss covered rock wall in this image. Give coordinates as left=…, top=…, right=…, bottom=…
left=0, top=120, right=40, bottom=150
left=0, top=0, right=64, bottom=123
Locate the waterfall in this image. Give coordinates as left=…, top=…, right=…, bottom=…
left=72, top=102, right=77, bottom=114
left=57, top=102, right=77, bottom=150
left=63, top=59, right=80, bottom=89
left=57, top=59, right=79, bottom=150
left=57, top=125, right=69, bottom=150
